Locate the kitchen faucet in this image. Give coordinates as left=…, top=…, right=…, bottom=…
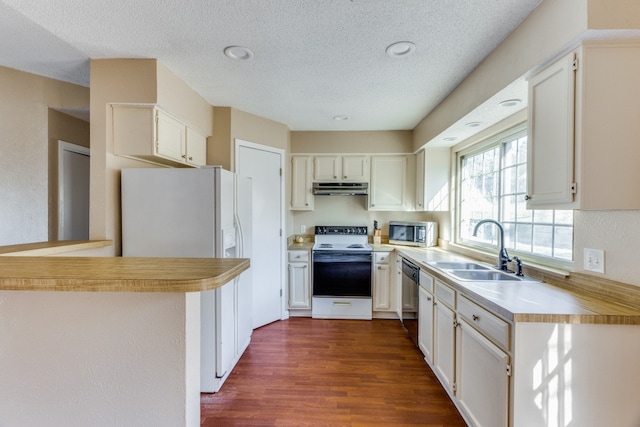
left=472, top=219, right=513, bottom=272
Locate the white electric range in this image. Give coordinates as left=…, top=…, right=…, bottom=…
left=311, top=226, right=373, bottom=320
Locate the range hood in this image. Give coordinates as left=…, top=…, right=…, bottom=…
left=313, top=182, right=368, bottom=196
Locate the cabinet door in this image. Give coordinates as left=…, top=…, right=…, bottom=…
left=415, top=150, right=425, bottom=210
left=369, top=155, right=409, bottom=211
left=434, top=300, right=456, bottom=394
left=185, top=127, right=207, bottom=166
left=418, top=285, right=434, bottom=364
left=373, top=263, right=392, bottom=311
left=288, top=262, right=310, bottom=309
left=156, top=110, right=186, bottom=162
left=527, top=52, right=576, bottom=208
left=291, top=156, right=314, bottom=210
left=457, top=318, right=509, bottom=427
left=395, top=256, right=403, bottom=318
left=342, top=155, right=369, bottom=181
left=424, top=149, right=450, bottom=211
left=314, top=155, right=340, bottom=181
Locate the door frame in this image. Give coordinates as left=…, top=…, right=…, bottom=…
left=234, top=138, right=287, bottom=321
left=58, top=140, right=90, bottom=240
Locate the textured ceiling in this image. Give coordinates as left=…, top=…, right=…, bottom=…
left=0, top=0, right=541, bottom=131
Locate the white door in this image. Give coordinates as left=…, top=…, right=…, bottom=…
left=58, top=141, right=90, bottom=240
left=235, top=139, right=284, bottom=328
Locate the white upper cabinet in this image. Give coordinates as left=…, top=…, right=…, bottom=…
left=112, top=104, right=208, bottom=168
left=369, top=155, right=410, bottom=211
left=291, top=155, right=314, bottom=210
left=527, top=40, right=640, bottom=209
left=415, top=149, right=450, bottom=211
left=527, top=52, right=576, bottom=207
left=314, top=155, right=340, bottom=181
left=341, top=155, right=369, bottom=181
left=313, top=155, right=369, bottom=182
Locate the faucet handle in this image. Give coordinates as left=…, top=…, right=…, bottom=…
left=513, top=256, right=524, bottom=277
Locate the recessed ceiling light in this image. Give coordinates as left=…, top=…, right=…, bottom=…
left=385, top=41, right=416, bottom=58
left=499, top=98, right=522, bottom=107
left=333, top=115, right=350, bottom=121
left=443, top=136, right=457, bottom=142
left=465, top=121, right=483, bottom=128
left=223, top=46, right=254, bottom=61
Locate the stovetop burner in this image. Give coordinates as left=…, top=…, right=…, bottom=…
left=312, top=225, right=371, bottom=252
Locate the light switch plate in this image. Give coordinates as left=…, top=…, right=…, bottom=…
left=584, top=248, right=605, bottom=273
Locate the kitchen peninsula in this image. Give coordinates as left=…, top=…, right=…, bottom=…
left=0, top=255, right=249, bottom=427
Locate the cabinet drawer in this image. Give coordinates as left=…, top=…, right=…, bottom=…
left=419, top=270, right=434, bottom=294
left=435, top=280, right=455, bottom=309
left=458, top=295, right=510, bottom=350
left=288, top=250, right=309, bottom=262
left=374, top=252, right=391, bottom=264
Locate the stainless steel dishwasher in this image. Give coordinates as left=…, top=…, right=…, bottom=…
left=401, top=258, right=419, bottom=346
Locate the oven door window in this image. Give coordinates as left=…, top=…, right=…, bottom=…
left=313, top=251, right=372, bottom=297
left=390, top=225, right=414, bottom=242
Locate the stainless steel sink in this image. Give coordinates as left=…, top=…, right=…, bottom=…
left=428, top=261, right=490, bottom=270
left=447, top=269, right=540, bottom=282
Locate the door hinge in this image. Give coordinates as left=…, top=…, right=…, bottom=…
left=506, top=364, right=512, bottom=376
left=452, top=382, right=457, bottom=393
left=279, top=167, right=283, bottom=177
left=572, top=55, right=578, bottom=71
left=280, top=289, right=283, bottom=297
left=571, top=182, right=577, bottom=194
left=280, top=229, right=283, bottom=237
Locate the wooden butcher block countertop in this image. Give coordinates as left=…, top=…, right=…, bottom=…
left=0, top=257, right=249, bottom=293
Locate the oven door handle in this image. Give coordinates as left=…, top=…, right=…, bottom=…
left=313, top=252, right=372, bottom=263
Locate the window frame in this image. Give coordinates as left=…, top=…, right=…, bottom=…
left=454, top=123, right=574, bottom=269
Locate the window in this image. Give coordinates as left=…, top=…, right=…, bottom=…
left=458, top=127, right=573, bottom=262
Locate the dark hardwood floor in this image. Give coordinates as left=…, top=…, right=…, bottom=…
left=201, top=317, right=466, bottom=426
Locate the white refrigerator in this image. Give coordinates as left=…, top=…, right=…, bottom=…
left=121, top=166, right=253, bottom=393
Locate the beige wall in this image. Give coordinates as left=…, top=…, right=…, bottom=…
left=90, top=59, right=214, bottom=255
left=0, top=65, right=88, bottom=246
left=210, top=107, right=289, bottom=170
left=413, top=0, right=589, bottom=150
left=291, top=130, right=412, bottom=154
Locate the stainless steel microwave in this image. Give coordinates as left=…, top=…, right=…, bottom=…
left=388, top=221, right=437, bottom=247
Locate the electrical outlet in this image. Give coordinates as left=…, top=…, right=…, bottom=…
left=300, top=225, right=306, bottom=234
left=584, top=248, right=605, bottom=273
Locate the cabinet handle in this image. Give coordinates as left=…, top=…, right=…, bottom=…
left=343, top=175, right=347, bottom=179
left=188, top=156, right=193, bottom=161
left=378, top=266, right=382, bottom=270
left=334, top=175, right=337, bottom=179
left=472, top=314, right=480, bottom=321
left=302, top=265, right=307, bottom=268
left=524, top=195, right=531, bottom=201
left=427, top=296, right=432, bottom=302
left=181, top=154, right=187, bottom=159
left=305, top=203, right=309, bottom=206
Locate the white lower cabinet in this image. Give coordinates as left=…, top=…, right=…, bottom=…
left=433, top=292, right=456, bottom=394
left=287, top=250, right=311, bottom=310
left=418, top=284, right=434, bottom=364
left=418, top=269, right=511, bottom=426
left=373, top=251, right=396, bottom=314
left=415, top=262, right=640, bottom=427
left=457, top=318, right=509, bottom=427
